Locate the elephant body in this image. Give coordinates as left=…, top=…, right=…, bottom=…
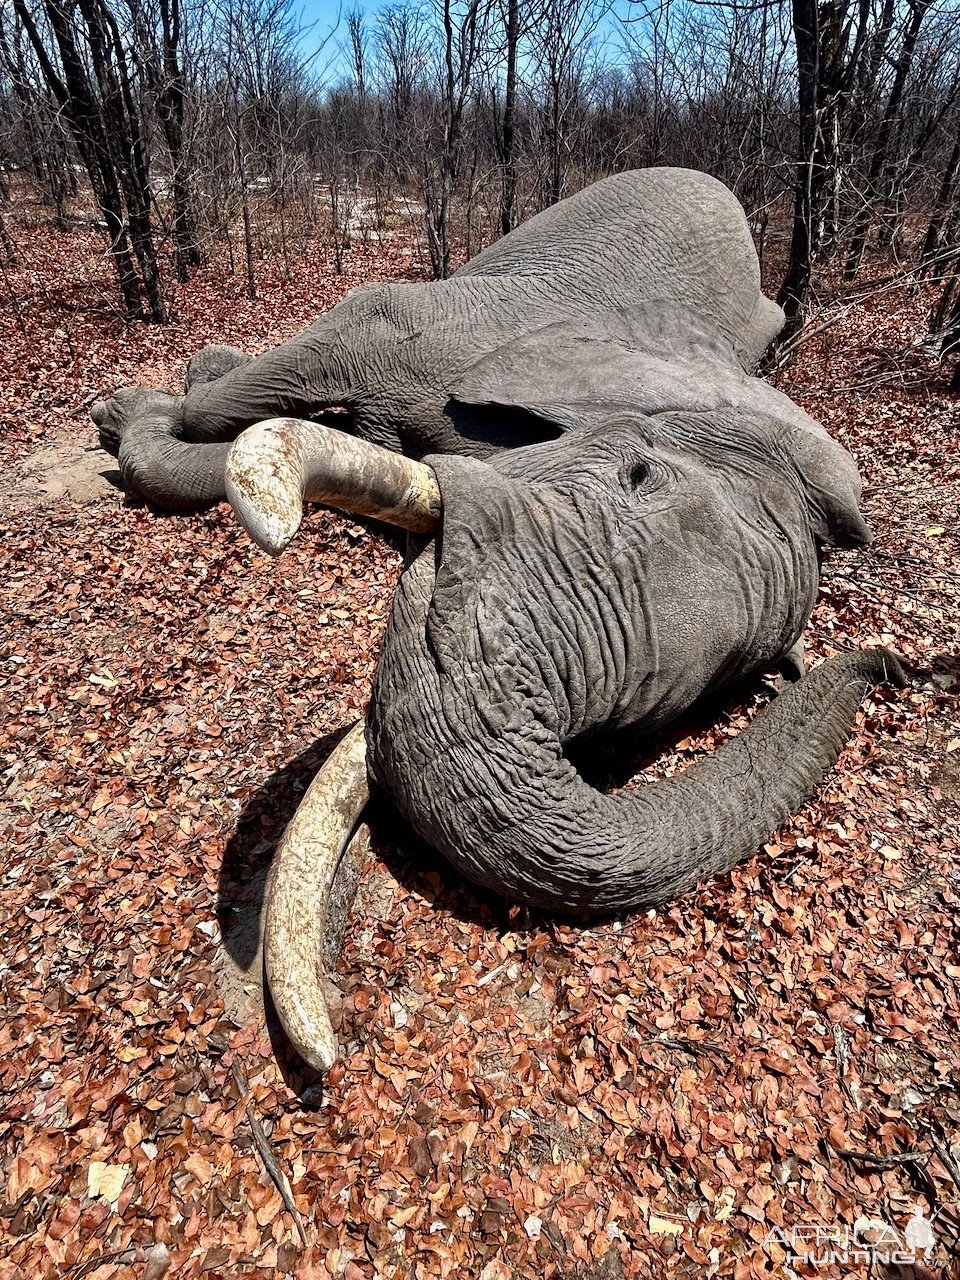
left=92, top=165, right=902, bottom=930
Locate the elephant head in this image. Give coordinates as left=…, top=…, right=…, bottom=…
left=224, top=407, right=902, bottom=1071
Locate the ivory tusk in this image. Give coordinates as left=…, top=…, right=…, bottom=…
left=226, top=418, right=442, bottom=555
left=263, top=720, right=369, bottom=1072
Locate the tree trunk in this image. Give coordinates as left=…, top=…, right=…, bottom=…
left=919, top=133, right=960, bottom=278
left=77, top=0, right=166, bottom=320
left=0, top=207, right=17, bottom=264
left=778, top=0, right=869, bottom=335
left=231, top=101, right=256, bottom=300
left=12, top=0, right=170, bottom=321
left=844, top=0, right=929, bottom=279
left=934, top=266, right=960, bottom=388
left=777, top=0, right=821, bottom=331
left=16, top=0, right=146, bottom=318
left=156, top=0, right=202, bottom=280
left=930, top=259, right=960, bottom=368
left=499, top=0, right=519, bottom=235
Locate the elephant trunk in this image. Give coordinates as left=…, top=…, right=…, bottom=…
left=369, top=648, right=905, bottom=915
left=120, top=423, right=232, bottom=511
left=226, top=418, right=442, bottom=554
left=263, top=650, right=901, bottom=1071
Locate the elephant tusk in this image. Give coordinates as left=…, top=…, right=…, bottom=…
left=264, top=720, right=369, bottom=1073
left=226, top=417, right=442, bottom=555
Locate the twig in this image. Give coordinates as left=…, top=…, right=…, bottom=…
left=863, top=481, right=951, bottom=493
left=766, top=250, right=960, bottom=373
left=801, top=371, right=936, bottom=398
left=246, top=1101, right=308, bottom=1247
left=929, top=1133, right=960, bottom=1190
left=396, top=1085, right=417, bottom=1128
left=476, top=962, right=508, bottom=987
left=834, top=1145, right=927, bottom=1168
left=767, top=306, right=856, bottom=369
left=864, top=548, right=960, bottom=586
left=230, top=1059, right=248, bottom=1095
left=635, top=1035, right=723, bottom=1060
left=823, top=567, right=955, bottom=617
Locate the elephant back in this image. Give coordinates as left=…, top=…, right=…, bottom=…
left=456, top=168, right=784, bottom=370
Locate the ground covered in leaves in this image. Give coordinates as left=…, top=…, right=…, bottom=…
left=1, top=196, right=959, bottom=1280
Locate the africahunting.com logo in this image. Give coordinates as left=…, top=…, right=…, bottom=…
left=763, top=1206, right=937, bottom=1267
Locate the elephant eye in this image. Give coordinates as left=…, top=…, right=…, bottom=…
left=628, top=460, right=651, bottom=490
left=618, top=456, right=661, bottom=499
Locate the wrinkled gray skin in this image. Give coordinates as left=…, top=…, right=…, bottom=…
left=91, top=168, right=902, bottom=914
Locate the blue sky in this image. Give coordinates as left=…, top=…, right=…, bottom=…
left=294, top=0, right=375, bottom=81
left=293, top=0, right=633, bottom=86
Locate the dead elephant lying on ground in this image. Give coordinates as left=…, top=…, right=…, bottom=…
left=91, top=168, right=904, bottom=1070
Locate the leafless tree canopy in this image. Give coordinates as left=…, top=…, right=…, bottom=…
left=1, top=0, right=959, bottom=358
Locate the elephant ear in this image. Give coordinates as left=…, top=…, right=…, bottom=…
left=786, top=425, right=872, bottom=549
left=448, top=305, right=745, bottom=434
left=746, top=382, right=873, bottom=549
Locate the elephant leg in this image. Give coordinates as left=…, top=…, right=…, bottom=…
left=92, top=312, right=359, bottom=509
left=94, top=312, right=368, bottom=508
left=180, top=313, right=353, bottom=443
left=776, top=637, right=805, bottom=682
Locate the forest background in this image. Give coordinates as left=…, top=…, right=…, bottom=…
left=3, top=0, right=960, bottom=340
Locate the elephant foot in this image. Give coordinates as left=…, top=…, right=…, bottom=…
left=185, top=343, right=252, bottom=391
left=91, top=387, right=183, bottom=459
left=90, top=387, right=231, bottom=510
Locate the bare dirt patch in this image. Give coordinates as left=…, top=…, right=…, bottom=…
left=4, top=434, right=121, bottom=510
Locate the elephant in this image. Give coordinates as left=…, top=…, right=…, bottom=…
left=90, top=168, right=904, bottom=1071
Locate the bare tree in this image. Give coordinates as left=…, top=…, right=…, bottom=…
left=128, top=0, right=202, bottom=281
left=422, top=0, right=492, bottom=275
left=494, top=0, right=517, bottom=232
left=4, top=0, right=960, bottom=352
left=534, top=0, right=606, bottom=204
left=777, top=0, right=872, bottom=332
left=12, top=0, right=166, bottom=318
left=844, top=0, right=933, bottom=277
left=0, top=12, right=76, bottom=222
left=347, top=5, right=366, bottom=99
left=919, top=131, right=960, bottom=275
